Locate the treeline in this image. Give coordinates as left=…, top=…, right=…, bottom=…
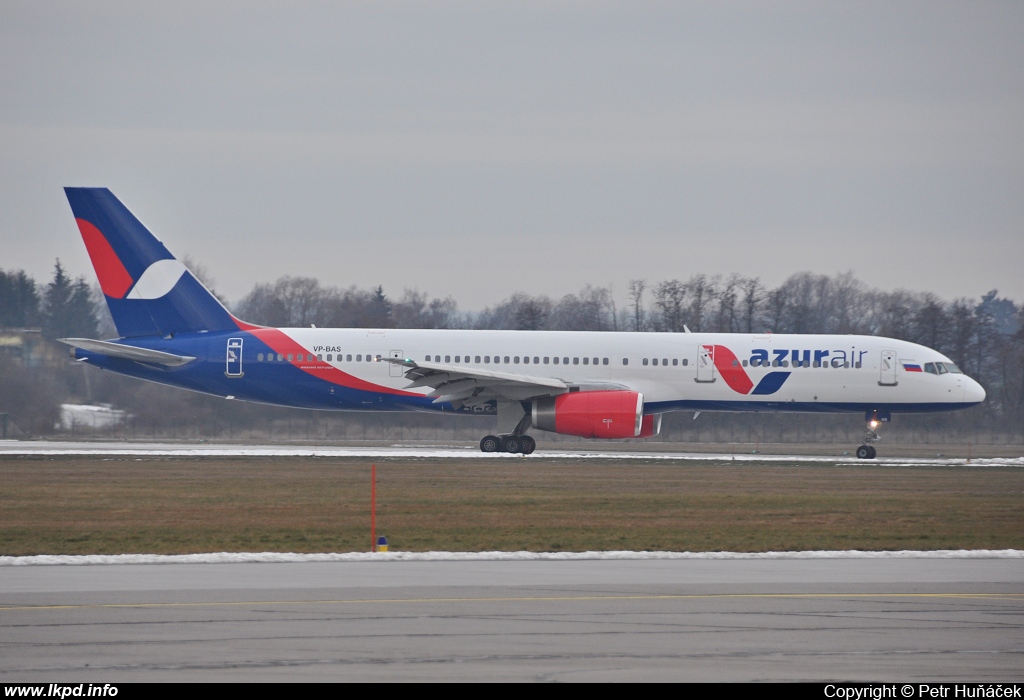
left=2, top=263, right=1023, bottom=439
left=0, top=262, right=98, bottom=339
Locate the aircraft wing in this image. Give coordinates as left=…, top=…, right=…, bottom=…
left=59, top=338, right=197, bottom=367
left=382, top=357, right=568, bottom=405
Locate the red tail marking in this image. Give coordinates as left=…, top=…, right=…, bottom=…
left=251, top=328, right=416, bottom=397
left=76, top=218, right=133, bottom=298
left=231, top=315, right=266, bottom=332
left=706, top=344, right=754, bottom=395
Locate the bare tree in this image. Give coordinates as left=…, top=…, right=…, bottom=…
left=628, top=279, right=646, bottom=332
left=740, top=277, right=763, bottom=333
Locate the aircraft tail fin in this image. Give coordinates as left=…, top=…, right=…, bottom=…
left=64, top=188, right=248, bottom=338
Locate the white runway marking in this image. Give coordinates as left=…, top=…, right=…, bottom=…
left=2, top=439, right=1022, bottom=467
left=3, top=549, right=1022, bottom=567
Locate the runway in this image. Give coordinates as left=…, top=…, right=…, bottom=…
left=2, top=557, right=1022, bottom=682
left=3, top=439, right=1023, bottom=467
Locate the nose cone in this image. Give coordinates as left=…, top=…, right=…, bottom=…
left=965, top=378, right=986, bottom=405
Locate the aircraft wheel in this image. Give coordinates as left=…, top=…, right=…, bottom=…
left=500, top=435, right=521, bottom=453
left=480, top=435, right=500, bottom=453
left=867, top=445, right=877, bottom=459
left=520, top=436, right=536, bottom=455
left=856, top=445, right=874, bottom=460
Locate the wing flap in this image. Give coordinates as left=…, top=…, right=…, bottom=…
left=383, top=357, right=568, bottom=394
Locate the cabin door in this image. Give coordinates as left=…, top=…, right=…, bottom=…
left=696, top=345, right=716, bottom=383
left=389, top=350, right=404, bottom=377
left=225, top=338, right=244, bottom=377
left=879, top=350, right=897, bottom=386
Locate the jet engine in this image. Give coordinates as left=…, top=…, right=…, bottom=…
left=532, top=390, right=644, bottom=439
left=638, top=413, right=662, bottom=438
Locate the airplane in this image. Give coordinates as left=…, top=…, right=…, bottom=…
left=59, top=187, right=986, bottom=458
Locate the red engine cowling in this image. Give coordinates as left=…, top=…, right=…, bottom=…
left=532, top=390, right=644, bottom=439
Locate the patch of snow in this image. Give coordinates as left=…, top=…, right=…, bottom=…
left=58, top=405, right=128, bottom=431
left=2, top=549, right=1021, bottom=566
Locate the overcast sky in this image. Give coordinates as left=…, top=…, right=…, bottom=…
left=1, top=1, right=1022, bottom=310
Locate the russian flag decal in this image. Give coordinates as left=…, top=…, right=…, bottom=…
left=903, top=363, right=923, bottom=372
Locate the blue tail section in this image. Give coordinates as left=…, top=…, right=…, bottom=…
left=64, top=188, right=241, bottom=338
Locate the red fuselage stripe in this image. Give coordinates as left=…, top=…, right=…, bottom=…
left=249, top=328, right=418, bottom=397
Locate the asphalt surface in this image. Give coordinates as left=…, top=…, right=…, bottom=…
left=3, top=439, right=1022, bottom=465
left=1, top=558, right=1022, bottom=682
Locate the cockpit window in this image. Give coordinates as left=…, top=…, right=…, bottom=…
left=944, top=362, right=963, bottom=374
left=924, top=362, right=937, bottom=375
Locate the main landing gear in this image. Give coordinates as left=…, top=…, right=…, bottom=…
left=480, top=434, right=536, bottom=454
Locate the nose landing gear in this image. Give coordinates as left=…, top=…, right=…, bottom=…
left=856, top=443, right=876, bottom=460
left=856, top=412, right=886, bottom=459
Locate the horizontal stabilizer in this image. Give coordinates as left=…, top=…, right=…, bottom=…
left=59, top=338, right=197, bottom=367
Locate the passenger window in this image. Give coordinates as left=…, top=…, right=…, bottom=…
left=683, top=359, right=688, bottom=366
left=522, top=356, right=528, bottom=364
left=317, top=354, right=323, bottom=361
left=475, top=356, right=481, bottom=363
left=544, top=357, right=550, bottom=364
left=583, top=357, right=589, bottom=365
left=553, top=357, right=559, bottom=365
left=652, top=358, right=658, bottom=366
left=287, top=354, right=293, bottom=361
left=672, top=359, right=678, bottom=366
left=623, top=358, right=629, bottom=365
left=357, top=355, right=362, bottom=361
left=257, top=353, right=264, bottom=361
left=643, top=358, right=649, bottom=366
left=535, top=357, right=540, bottom=364
left=573, top=357, right=579, bottom=365
left=514, top=356, right=520, bottom=364
left=346, top=354, right=352, bottom=362
left=484, top=356, right=490, bottom=363
left=434, top=355, right=441, bottom=362
left=742, top=360, right=748, bottom=367
left=603, top=358, right=608, bottom=365
left=732, top=360, right=738, bottom=367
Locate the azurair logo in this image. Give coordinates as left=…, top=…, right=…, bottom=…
left=704, top=345, right=791, bottom=396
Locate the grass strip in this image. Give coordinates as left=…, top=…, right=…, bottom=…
left=1, top=456, right=1021, bottom=555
